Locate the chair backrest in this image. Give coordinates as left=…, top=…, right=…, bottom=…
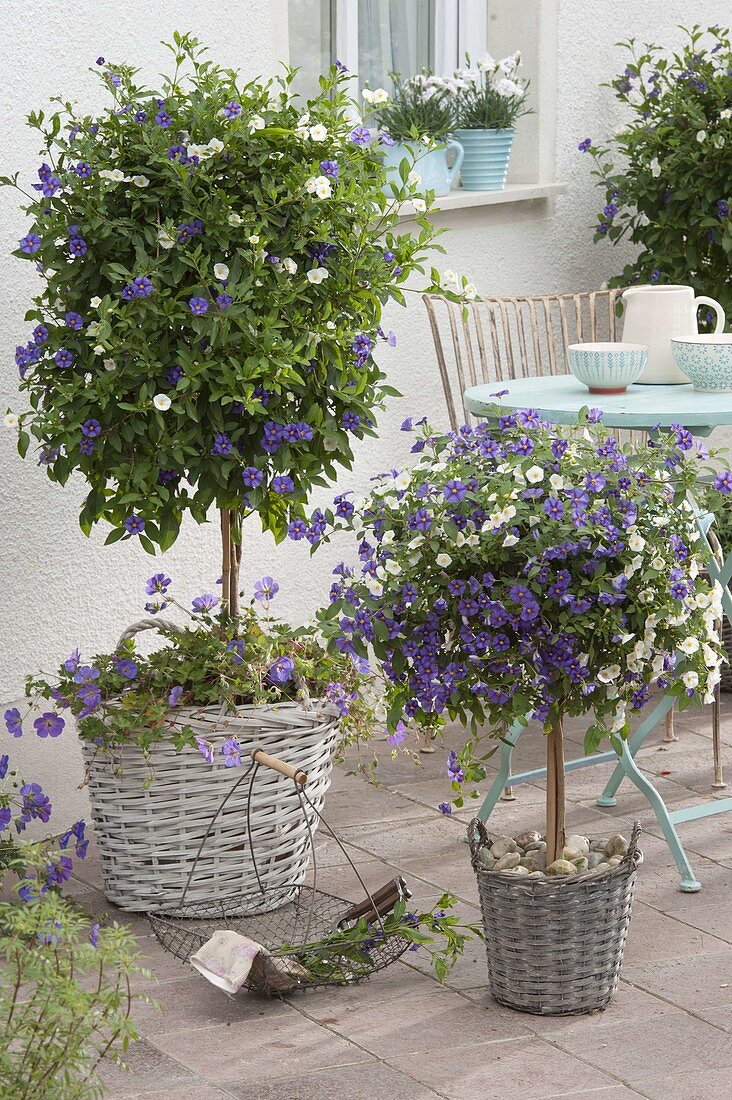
left=423, top=289, right=624, bottom=431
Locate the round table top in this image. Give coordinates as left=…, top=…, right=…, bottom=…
left=464, top=375, right=732, bottom=432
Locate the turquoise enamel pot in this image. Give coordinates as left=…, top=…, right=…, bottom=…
left=454, top=127, right=514, bottom=191
left=381, top=138, right=464, bottom=198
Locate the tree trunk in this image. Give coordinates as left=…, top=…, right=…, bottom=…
left=219, top=507, right=241, bottom=620
left=545, top=716, right=566, bottom=865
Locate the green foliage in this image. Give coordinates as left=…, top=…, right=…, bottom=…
left=452, top=52, right=531, bottom=130
left=25, top=589, right=374, bottom=760
left=280, top=892, right=481, bottom=984
left=0, top=854, right=148, bottom=1099
left=371, top=71, right=455, bottom=141
left=3, top=34, right=448, bottom=551
left=583, top=25, right=732, bottom=319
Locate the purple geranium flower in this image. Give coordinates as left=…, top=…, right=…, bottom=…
left=168, top=685, right=183, bottom=707
left=146, top=573, right=171, bottom=594
left=4, top=708, right=22, bottom=738
left=254, top=576, right=279, bottom=602
left=386, top=720, right=407, bottom=745
left=192, top=593, right=219, bottom=613
left=268, top=656, right=295, bottom=684
left=222, top=737, right=242, bottom=767
left=33, top=712, right=65, bottom=738
left=195, top=736, right=214, bottom=764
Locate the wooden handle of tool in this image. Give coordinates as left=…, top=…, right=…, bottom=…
left=250, top=748, right=308, bottom=786
left=340, top=877, right=410, bottom=925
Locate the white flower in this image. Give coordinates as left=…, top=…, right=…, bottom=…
left=248, top=115, right=265, bottom=132
left=89, top=296, right=102, bottom=308
left=99, top=168, right=125, bottom=183
left=650, top=555, right=665, bottom=571
left=502, top=533, right=519, bottom=547
left=315, top=176, right=333, bottom=199
left=131, top=174, right=150, bottom=188
left=103, top=358, right=116, bottom=371
left=682, top=671, right=699, bottom=689
left=93, top=344, right=105, bottom=355
left=157, top=228, right=176, bottom=249
left=282, top=257, right=297, bottom=274
left=228, top=213, right=243, bottom=226
left=494, top=77, right=522, bottom=98
left=394, top=471, right=411, bottom=491
left=679, top=636, right=700, bottom=656
left=549, top=473, right=564, bottom=490
left=463, top=283, right=478, bottom=300
left=443, top=269, right=459, bottom=285
left=721, top=108, right=732, bottom=121
left=407, top=171, right=421, bottom=189
left=408, top=535, right=424, bottom=551
left=696, top=129, right=707, bottom=143
left=213, top=262, right=229, bottom=281
left=3, top=413, right=18, bottom=428
left=383, top=558, right=401, bottom=576
left=649, top=157, right=661, bottom=177
left=307, top=267, right=329, bottom=284
left=412, top=198, right=427, bottom=212
left=309, top=123, right=328, bottom=141
left=525, top=465, right=544, bottom=484
left=153, top=393, right=172, bottom=411
left=436, top=553, right=452, bottom=567
left=207, top=137, right=224, bottom=153
left=86, top=321, right=101, bottom=337
left=341, top=106, right=361, bottom=126
left=365, top=576, right=384, bottom=597
left=628, top=532, right=646, bottom=551
left=598, top=664, right=621, bottom=683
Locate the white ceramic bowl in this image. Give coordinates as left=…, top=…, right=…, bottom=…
left=670, top=334, right=732, bottom=392
left=567, top=342, right=649, bottom=394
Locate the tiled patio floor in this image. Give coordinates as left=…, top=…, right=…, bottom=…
left=69, top=704, right=732, bottom=1099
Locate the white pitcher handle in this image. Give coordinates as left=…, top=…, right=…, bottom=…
left=694, top=295, right=726, bottom=333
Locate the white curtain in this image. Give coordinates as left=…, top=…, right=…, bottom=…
left=358, top=0, right=433, bottom=90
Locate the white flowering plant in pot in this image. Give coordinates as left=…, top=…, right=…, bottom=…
left=1, top=33, right=464, bottom=615
left=314, top=408, right=731, bottom=864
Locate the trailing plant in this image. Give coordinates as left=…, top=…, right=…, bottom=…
left=370, top=71, right=455, bottom=141
left=580, top=24, right=732, bottom=320
left=1, top=33, right=461, bottom=615
left=21, top=573, right=375, bottom=762
left=281, top=892, right=481, bottom=985
left=313, top=408, right=731, bottom=862
left=452, top=52, right=531, bottom=130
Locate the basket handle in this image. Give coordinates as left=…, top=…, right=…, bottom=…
left=467, top=818, right=490, bottom=865
left=625, top=821, right=643, bottom=870
left=250, top=747, right=308, bottom=786
left=116, top=617, right=183, bottom=648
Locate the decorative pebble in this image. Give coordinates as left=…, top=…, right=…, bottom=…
left=521, top=852, right=546, bottom=872
left=528, top=870, right=545, bottom=877
left=607, top=856, right=623, bottom=866
left=605, top=834, right=629, bottom=858
left=524, top=840, right=547, bottom=854
left=514, top=830, right=542, bottom=848
left=574, top=856, right=589, bottom=872
left=477, top=848, right=495, bottom=870
left=491, top=836, right=519, bottom=860
left=493, top=851, right=522, bottom=872
left=587, top=852, right=606, bottom=870
left=546, top=859, right=577, bottom=876
left=563, top=847, right=583, bottom=863
left=589, top=839, right=609, bottom=853
left=566, top=834, right=590, bottom=855
left=508, top=864, right=530, bottom=875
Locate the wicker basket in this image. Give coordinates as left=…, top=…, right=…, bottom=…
left=83, top=700, right=340, bottom=913
left=469, top=820, right=642, bottom=1016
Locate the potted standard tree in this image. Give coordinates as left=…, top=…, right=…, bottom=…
left=2, top=35, right=461, bottom=910
left=313, top=409, right=730, bottom=1013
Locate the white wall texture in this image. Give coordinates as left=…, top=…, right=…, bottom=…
left=1, top=0, right=727, bottom=825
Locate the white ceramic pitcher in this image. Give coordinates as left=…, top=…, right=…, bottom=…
left=621, top=284, right=726, bottom=384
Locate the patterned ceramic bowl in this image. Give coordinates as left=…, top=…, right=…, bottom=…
left=671, top=334, right=732, bottom=391
left=567, top=342, right=649, bottom=394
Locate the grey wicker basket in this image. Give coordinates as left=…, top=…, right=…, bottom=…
left=469, top=819, right=642, bottom=1016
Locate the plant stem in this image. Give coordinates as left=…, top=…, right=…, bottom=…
left=545, top=716, right=566, bottom=864
left=219, top=506, right=242, bottom=620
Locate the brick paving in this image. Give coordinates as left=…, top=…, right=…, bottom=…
left=69, top=704, right=732, bottom=1098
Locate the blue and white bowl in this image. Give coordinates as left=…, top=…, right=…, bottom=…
left=567, top=342, right=648, bottom=394
left=671, top=334, right=732, bottom=392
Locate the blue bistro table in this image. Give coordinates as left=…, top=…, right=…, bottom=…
left=464, top=375, right=732, bottom=891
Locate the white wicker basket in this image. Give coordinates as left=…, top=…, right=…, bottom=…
left=82, top=701, right=340, bottom=912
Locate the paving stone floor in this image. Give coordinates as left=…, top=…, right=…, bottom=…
left=69, top=703, right=732, bottom=1098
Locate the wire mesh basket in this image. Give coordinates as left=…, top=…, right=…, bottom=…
left=148, top=747, right=414, bottom=995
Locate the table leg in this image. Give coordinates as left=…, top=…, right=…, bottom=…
left=614, top=739, right=701, bottom=892
left=475, top=720, right=525, bottom=824
left=596, top=693, right=676, bottom=807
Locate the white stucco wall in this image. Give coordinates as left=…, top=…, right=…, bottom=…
left=1, top=0, right=727, bottom=824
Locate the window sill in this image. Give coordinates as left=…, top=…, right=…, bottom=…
left=398, top=182, right=568, bottom=219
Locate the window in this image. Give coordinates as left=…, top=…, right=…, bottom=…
left=286, top=0, right=488, bottom=97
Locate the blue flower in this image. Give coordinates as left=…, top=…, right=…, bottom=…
left=241, top=467, right=263, bottom=489
left=191, top=593, right=219, bottom=612
left=227, top=640, right=245, bottom=665
left=386, top=720, right=407, bottom=745
left=69, top=236, right=87, bottom=257
left=4, top=708, right=22, bottom=738
left=74, top=162, right=93, bottom=178
left=288, top=518, right=308, bottom=540
left=114, top=657, right=138, bottom=680
left=33, top=712, right=65, bottom=738
left=211, top=432, right=233, bottom=456
left=82, top=419, right=101, bottom=438
left=134, top=109, right=147, bottom=123
left=133, top=276, right=153, bottom=297
left=578, top=137, right=592, bottom=152
left=268, top=656, right=295, bottom=685
left=272, top=474, right=295, bottom=494
left=123, top=514, right=145, bottom=535
left=216, top=294, right=232, bottom=309
left=223, top=100, right=242, bottom=118
left=320, top=159, right=339, bottom=179
left=155, top=109, right=172, bottom=128
left=714, top=471, right=732, bottom=494
left=19, top=233, right=42, bottom=254
left=33, top=325, right=48, bottom=345
left=254, top=576, right=279, bottom=602
left=54, top=348, right=74, bottom=368
left=438, top=802, right=452, bottom=815
left=349, top=126, right=371, bottom=146
left=65, top=311, right=84, bottom=330
left=342, top=411, right=360, bottom=431
left=222, top=737, right=242, bottom=767
left=168, top=685, right=183, bottom=707
left=189, top=296, right=208, bottom=316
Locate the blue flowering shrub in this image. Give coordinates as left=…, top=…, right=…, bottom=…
left=315, top=408, right=732, bottom=850
left=580, top=25, right=732, bottom=318
left=23, top=574, right=375, bottom=761
left=1, top=33, right=459, bottom=559
left=0, top=758, right=145, bottom=1095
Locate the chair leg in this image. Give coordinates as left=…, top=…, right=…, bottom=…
left=712, top=683, right=726, bottom=790
left=663, top=706, right=678, bottom=742
left=500, top=785, right=517, bottom=802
